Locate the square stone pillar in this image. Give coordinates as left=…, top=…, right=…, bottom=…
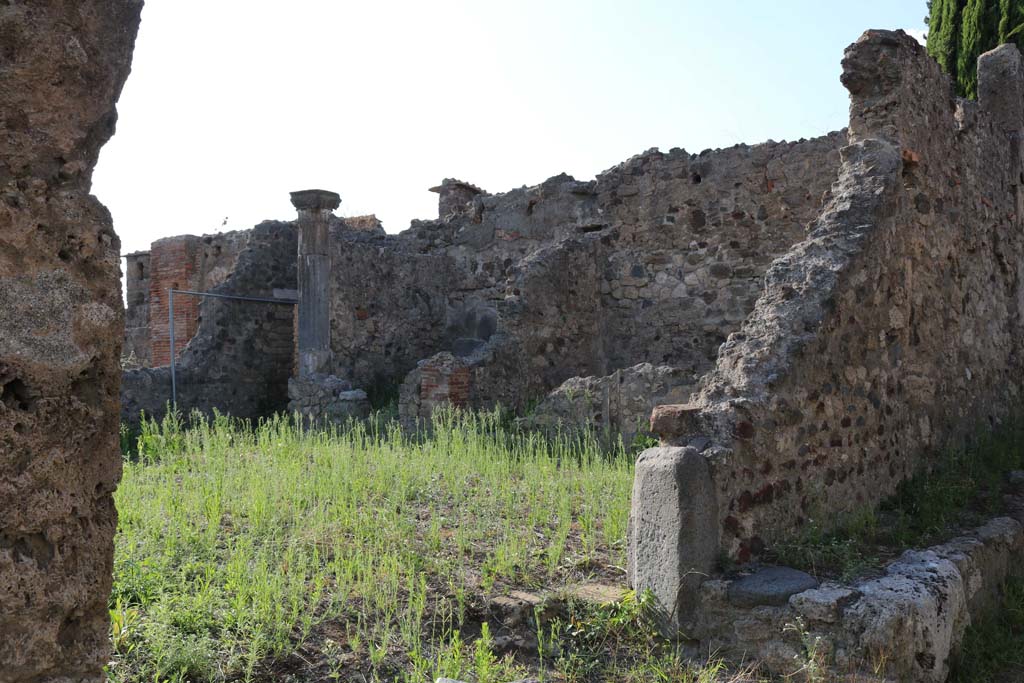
left=290, top=189, right=340, bottom=377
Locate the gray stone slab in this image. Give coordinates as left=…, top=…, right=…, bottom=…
left=727, top=566, right=819, bottom=607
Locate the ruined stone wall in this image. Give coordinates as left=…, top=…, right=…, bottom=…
left=631, top=32, right=1024, bottom=631
left=0, top=1, right=142, bottom=680
left=520, top=136, right=845, bottom=441
left=465, top=233, right=608, bottom=412
left=127, top=230, right=248, bottom=367
left=121, top=221, right=296, bottom=426
left=129, top=117, right=842, bottom=432
left=693, top=513, right=1024, bottom=682
left=390, top=134, right=843, bottom=431
left=327, top=228, right=455, bottom=396
left=123, top=250, right=150, bottom=367
left=595, top=135, right=845, bottom=376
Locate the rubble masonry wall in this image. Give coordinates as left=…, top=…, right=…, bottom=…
left=631, top=31, right=1024, bottom=634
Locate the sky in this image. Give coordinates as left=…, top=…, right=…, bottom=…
left=93, top=1, right=928, bottom=257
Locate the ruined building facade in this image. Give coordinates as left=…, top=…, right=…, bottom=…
left=119, top=29, right=1024, bottom=680
left=122, top=131, right=845, bottom=439
left=628, top=33, right=1024, bottom=681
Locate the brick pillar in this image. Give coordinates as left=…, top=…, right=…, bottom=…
left=290, top=189, right=340, bottom=377
left=147, top=237, right=201, bottom=367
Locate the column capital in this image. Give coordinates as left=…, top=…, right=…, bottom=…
left=290, top=189, right=341, bottom=212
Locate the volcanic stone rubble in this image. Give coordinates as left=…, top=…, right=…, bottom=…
left=0, top=1, right=142, bottom=681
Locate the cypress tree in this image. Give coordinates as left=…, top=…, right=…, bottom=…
left=927, top=0, right=966, bottom=79
left=998, top=0, right=1016, bottom=41
left=928, top=0, right=1024, bottom=98
left=957, top=0, right=994, bottom=98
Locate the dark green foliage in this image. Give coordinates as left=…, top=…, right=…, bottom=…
left=958, top=0, right=1000, bottom=97
left=928, top=0, right=966, bottom=78
left=365, top=372, right=400, bottom=411
left=950, top=578, right=1024, bottom=682
left=928, top=0, right=1024, bottom=97
left=999, top=0, right=1020, bottom=41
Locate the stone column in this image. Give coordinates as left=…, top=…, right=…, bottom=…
left=290, top=189, right=341, bottom=377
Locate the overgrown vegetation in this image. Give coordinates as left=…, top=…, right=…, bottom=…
left=950, top=577, right=1024, bottom=682
left=770, top=420, right=1024, bottom=581
left=108, top=410, right=751, bottom=682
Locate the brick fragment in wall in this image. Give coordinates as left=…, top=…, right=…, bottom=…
left=130, top=231, right=250, bottom=368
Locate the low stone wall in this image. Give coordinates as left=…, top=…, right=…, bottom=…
left=523, top=363, right=695, bottom=447
left=287, top=374, right=369, bottom=425
left=631, top=31, right=1024, bottom=636
left=398, top=352, right=473, bottom=427
left=687, top=498, right=1024, bottom=681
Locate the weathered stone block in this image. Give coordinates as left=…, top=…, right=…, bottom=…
left=627, top=447, right=718, bottom=632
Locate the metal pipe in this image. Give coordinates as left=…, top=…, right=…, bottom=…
left=164, top=288, right=298, bottom=410
left=168, top=288, right=298, bottom=305
left=168, top=288, right=176, bottom=408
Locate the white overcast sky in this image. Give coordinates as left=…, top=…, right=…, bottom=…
left=93, top=1, right=927, bottom=258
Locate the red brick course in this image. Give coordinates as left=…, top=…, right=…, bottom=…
left=420, top=359, right=471, bottom=409
left=148, top=239, right=201, bottom=367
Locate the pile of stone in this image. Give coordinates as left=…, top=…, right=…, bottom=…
left=287, top=373, right=369, bottom=424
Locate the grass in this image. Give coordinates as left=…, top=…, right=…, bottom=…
left=770, top=419, right=1024, bottom=581
left=949, top=577, right=1024, bottom=682
left=108, top=409, right=755, bottom=682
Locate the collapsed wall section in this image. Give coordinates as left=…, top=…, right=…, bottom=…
left=631, top=31, right=1024, bottom=634
left=0, top=1, right=142, bottom=681
left=121, top=221, right=297, bottom=426
left=400, top=231, right=609, bottom=424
